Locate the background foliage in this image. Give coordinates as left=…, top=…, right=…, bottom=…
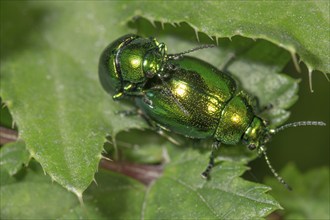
left=0, top=1, right=329, bottom=219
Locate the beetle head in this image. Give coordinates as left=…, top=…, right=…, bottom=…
left=242, top=117, right=271, bottom=151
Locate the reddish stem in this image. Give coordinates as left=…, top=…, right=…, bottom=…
left=0, top=126, right=163, bottom=184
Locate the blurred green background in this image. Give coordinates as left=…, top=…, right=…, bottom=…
left=249, top=66, right=329, bottom=182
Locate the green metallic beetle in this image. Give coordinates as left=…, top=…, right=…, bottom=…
left=99, top=34, right=326, bottom=189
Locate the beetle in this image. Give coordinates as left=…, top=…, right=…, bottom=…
left=99, top=34, right=326, bottom=189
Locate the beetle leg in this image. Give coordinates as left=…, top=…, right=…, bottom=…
left=126, top=104, right=181, bottom=145
left=201, top=141, right=221, bottom=179
left=115, top=109, right=139, bottom=117
left=250, top=96, right=273, bottom=115
left=219, top=53, right=236, bottom=73
left=156, top=129, right=181, bottom=145
left=165, top=63, right=178, bottom=72
left=220, top=44, right=259, bottom=72
left=112, top=92, right=123, bottom=100
left=256, top=102, right=274, bottom=115
left=260, top=103, right=273, bottom=113
left=142, top=96, right=153, bottom=106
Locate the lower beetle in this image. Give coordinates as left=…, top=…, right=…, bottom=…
left=99, top=34, right=326, bottom=189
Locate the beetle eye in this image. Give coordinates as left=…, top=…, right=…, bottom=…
left=248, top=144, right=256, bottom=150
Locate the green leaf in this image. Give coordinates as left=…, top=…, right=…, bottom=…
left=0, top=1, right=146, bottom=196
left=226, top=40, right=299, bottom=127
left=142, top=147, right=281, bottom=219
left=101, top=131, right=282, bottom=219
left=127, top=1, right=330, bottom=75
left=0, top=98, right=14, bottom=128
left=265, top=164, right=329, bottom=219
left=1, top=1, right=317, bottom=199
left=0, top=48, right=145, bottom=197
left=111, top=129, right=165, bottom=164
left=0, top=162, right=80, bottom=219
left=1, top=146, right=281, bottom=219
left=0, top=161, right=146, bottom=219
left=0, top=141, right=30, bottom=175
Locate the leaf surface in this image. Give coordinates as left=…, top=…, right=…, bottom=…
left=1, top=147, right=281, bottom=219
left=127, top=1, right=330, bottom=74
left=265, top=164, right=329, bottom=219
left=0, top=141, right=29, bottom=175
left=1, top=1, right=318, bottom=197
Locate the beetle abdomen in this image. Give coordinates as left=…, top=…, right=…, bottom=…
left=136, top=56, right=237, bottom=139
left=215, top=93, right=255, bottom=145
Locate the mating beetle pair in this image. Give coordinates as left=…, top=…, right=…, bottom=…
left=99, top=34, right=325, bottom=189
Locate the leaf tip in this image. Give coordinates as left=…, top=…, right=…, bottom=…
left=150, top=20, right=156, bottom=28
left=193, top=28, right=200, bottom=42
left=290, top=51, right=301, bottom=73
left=206, top=34, right=213, bottom=41
left=76, top=191, right=84, bottom=207
left=93, top=177, right=98, bottom=186
left=307, top=66, right=314, bottom=93
left=215, top=36, right=219, bottom=46
left=322, top=72, right=330, bottom=82
left=101, top=155, right=112, bottom=161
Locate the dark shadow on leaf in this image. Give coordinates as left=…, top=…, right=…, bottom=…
left=84, top=169, right=146, bottom=219
left=0, top=1, right=51, bottom=60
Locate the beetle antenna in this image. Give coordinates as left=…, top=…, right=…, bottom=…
left=259, top=146, right=292, bottom=191
left=167, top=44, right=216, bottom=60
left=271, top=121, right=326, bottom=134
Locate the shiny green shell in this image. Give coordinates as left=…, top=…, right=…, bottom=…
left=135, top=56, right=258, bottom=145
left=99, top=34, right=166, bottom=99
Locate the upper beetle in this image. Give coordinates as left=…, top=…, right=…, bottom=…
left=99, top=34, right=167, bottom=99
